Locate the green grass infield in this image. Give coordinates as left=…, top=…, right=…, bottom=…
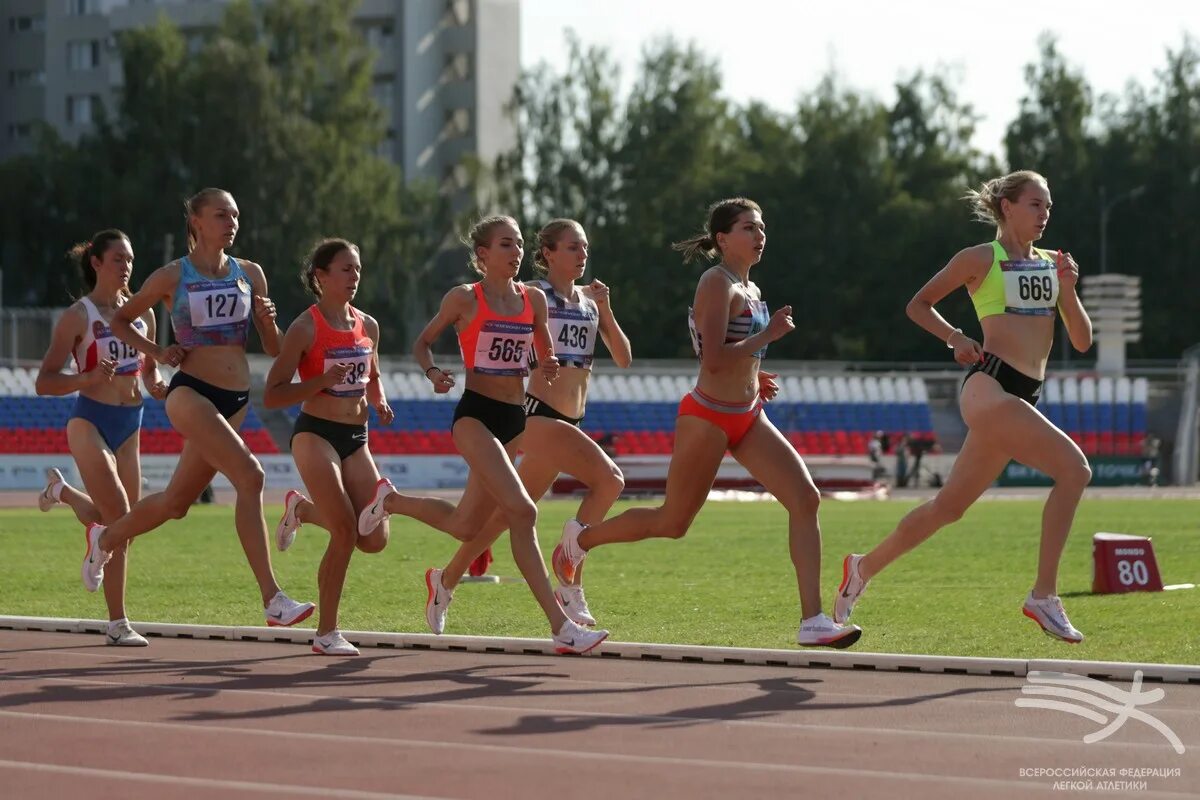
left=1, top=498, right=1196, bottom=665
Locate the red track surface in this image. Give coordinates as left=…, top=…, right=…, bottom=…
left=0, top=629, right=1195, bottom=799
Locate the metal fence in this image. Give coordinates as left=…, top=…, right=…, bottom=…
left=0, top=308, right=62, bottom=364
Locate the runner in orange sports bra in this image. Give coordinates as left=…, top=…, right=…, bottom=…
left=360, top=215, right=609, bottom=655
left=264, top=239, right=470, bottom=655
left=550, top=198, right=863, bottom=649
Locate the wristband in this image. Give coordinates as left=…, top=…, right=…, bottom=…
left=945, top=328, right=962, bottom=349
left=425, top=366, right=441, bottom=378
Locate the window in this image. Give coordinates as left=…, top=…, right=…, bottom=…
left=66, top=94, right=100, bottom=125
left=66, top=0, right=99, bottom=15
left=67, top=40, right=101, bottom=71
left=9, top=15, right=46, bottom=33
left=8, top=123, right=33, bottom=141
left=9, top=70, right=46, bottom=88
left=363, top=20, right=394, bottom=51
left=372, top=77, right=395, bottom=114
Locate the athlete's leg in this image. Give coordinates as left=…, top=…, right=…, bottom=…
left=440, top=449, right=560, bottom=589
left=730, top=414, right=825, bottom=619
left=576, top=415, right=727, bottom=551
left=859, top=429, right=1009, bottom=580
left=291, top=433, right=357, bottom=636
left=973, top=397, right=1091, bottom=596
left=68, top=419, right=133, bottom=621
left=451, top=419, right=568, bottom=632
left=47, top=432, right=101, bottom=524
left=341, top=446, right=390, bottom=554
left=441, top=416, right=623, bottom=587
left=860, top=376, right=1042, bottom=580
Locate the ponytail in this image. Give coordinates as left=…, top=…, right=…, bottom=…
left=672, top=197, right=761, bottom=264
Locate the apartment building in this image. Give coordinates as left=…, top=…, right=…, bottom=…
left=0, top=0, right=520, bottom=192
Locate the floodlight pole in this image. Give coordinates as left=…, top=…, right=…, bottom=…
left=1098, top=185, right=1145, bottom=275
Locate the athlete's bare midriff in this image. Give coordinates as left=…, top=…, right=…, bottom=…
left=300, top=393, right=369, bottom=426
left=80, top=374, right=143, bottom=407
left=176, top=345, right=251, bottom=390
left=527, top=365, right=589, bottom=417
left=979, top=314, right=1055, bottom=380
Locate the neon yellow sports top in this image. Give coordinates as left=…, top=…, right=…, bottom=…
left=970, top=241, right=1060, bottom=320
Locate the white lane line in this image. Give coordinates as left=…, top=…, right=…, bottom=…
left=6, top=675, right=1186, bottom=751
left=0, top=758, right=438, bottom=799
left=3, top=711, right=1189, bottom=796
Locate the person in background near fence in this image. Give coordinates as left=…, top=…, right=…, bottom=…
left=265, top=239, right=469, bottom=655
left=36, top=230, right=167, bottom=646
left=78, top=188, right=314, bottom=628
left=835, top=170, right=1094, bottom=642
left=419, top=218, right=632, bottom=634
left=358, top=215, right=609, bottom=654
left=551, top=198, right=863, bottom=649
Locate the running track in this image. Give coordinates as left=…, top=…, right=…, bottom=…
left=0, top=629, right=1196, bottom=799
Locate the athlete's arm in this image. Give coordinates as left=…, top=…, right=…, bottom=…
left=138, top=309, right=169, bottom=400
left=586, top=279, right=632, bottom=368
left=262, top=314, right=346, bottom=409
left=113, top=263, right=186, bottom=365
left=244, top=261, right=282, bottom=357
left=362, top=314, right=394, bottom=425
left=528, top=286, right=559, bottom=382
left=413, top=286, right=471, bottom=393
left=692, top=270, right=789, bottom=370
left=907, top=244, right=989, bottom=364
left=1055, top=251, right=1093, bottom=352
left=35, top=303, right=113, bottom=396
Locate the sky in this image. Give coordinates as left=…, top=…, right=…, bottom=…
left=519, top=0, right=1198, bottom=158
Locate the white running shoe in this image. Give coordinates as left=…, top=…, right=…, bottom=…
left=425, top=568, right=453, bottom=635
left=275, top=489, right=306, bottom=552
left=312, top=630, right=360, bottom=656
left=797, top=613, right=862, bottom=649
left=1022, top=592, right=1084, bottom=643
left=81, top=523, right=111, bottom=593
left=555, top=585, right=597, bottom=626
left=553, top=619, right=608, bottom=655
left=834, top=553, right=869, bottom=624
left=265, top=591, right=316, bottom=627
left=357, top=478, right=395, bottom=537
left=39, top=468, right=64, bottom=512
left=552, top=518, right=588, bottom=585
left=106, top=619, right=148, bottom=647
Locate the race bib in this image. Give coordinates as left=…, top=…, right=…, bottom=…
left=473, top=320, right=533, bottom=376
left=1001, top=260, right=1058, bottom=317
left=187, top=278, right=251, bottom=329
left=322, top=345, right=372, bottom=397
left=548, top=308, right=597, bottom=368
left=94, top=318, right=145, bottom=376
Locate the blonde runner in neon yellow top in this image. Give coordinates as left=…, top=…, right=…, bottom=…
left=970, top=241, right=1060, bottom=320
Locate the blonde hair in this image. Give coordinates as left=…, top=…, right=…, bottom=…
left=532, top=219, right=583, bottom=276
left=463, top=215, right=520, bottom=276
left=184, top=187, right=232, bottom=251
left=963, top=170, right=1047, bottom=226
left=672, top=197, right=762, bottom=264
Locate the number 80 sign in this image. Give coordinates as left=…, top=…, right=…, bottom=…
left=1092, top=532, right=1164, bottom=594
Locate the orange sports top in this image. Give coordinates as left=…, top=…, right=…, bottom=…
left=457, top=282, right=534, bottom=376
left=298, top=305, right=374, bottom=397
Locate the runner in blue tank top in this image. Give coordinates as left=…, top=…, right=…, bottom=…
left=79, top=188, right=314, bottom=628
